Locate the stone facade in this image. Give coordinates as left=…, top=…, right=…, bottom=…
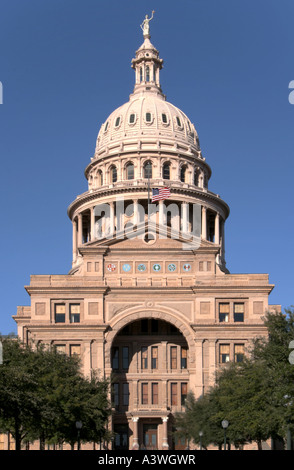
left=12, top=25, right=279, bottom=450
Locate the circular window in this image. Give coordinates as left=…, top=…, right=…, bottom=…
left=143, top=233, right=156, bottom=244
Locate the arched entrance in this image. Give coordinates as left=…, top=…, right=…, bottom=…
left=107, top=315, right=193, bottom=450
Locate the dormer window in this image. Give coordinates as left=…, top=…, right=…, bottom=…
left=129, top=113, right=136, bottom=124
left=176, top=116, right=182, bottom=127
left=162, top=113, right=168, bottom=124
left=146, top=112, right=152, bottom=123
left=104, top=121, right=109, bottom=132
left=115, top=116, right=121, bottom=128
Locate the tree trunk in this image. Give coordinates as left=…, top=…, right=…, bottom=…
left=257, top=440, right=263, bottom=450
left=14, top=416, right=22, bottom=451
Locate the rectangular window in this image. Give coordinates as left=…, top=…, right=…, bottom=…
left=219, top=303, right=229, bottom=322
left=70, top=344, right=81, bottom=356
left=152, top=383, right=158, bottom=405
left=151, top=346, right=158, bottom=369
left=234, top=344, right=245, bottom=363
left=55, top=344, right=66, bottom=354
left=181, top=347, right=187, bottom=369
left=112, top=383, right=119, bottom=408
left=55, top=304, right=65, bottom=323
left=171, top=346, right=177, bottom=369
left=220, top=344, right=230, bottom=363
left=171, top=383, right=177, bottom=406
left=112, top=347, right=119, bottom=370
left=142, top=383, right=148, bottom=404
left=122, top=347, right=129, bottom=370
left=70, top=304, right=80, bottom=323
left=122, top=383, right=129, bottom=406
left=234, top=303, right=244, bottom=322
left=141, top=347, right=148, bottom=369
left=181, top=383, right=188, bottom=406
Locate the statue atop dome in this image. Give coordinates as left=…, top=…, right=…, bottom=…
left=141, top=11, right=155, bottom=38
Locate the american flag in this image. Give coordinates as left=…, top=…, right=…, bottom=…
left=151, top=187, right=171, bottom=202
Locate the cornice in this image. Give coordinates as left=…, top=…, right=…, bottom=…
left=67, top=184, right=229, bottom=220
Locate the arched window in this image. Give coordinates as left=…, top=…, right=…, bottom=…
left=194, top=169, right=199, bottom=187
left=98, top=170, right=103, bottom=186
left=146, top=66, right=150, bottom=82
left=144, top=161, right=152, bottom=179
left=140, top=67, right=143, bottom=82
left=180, top=165, right=187, bottom=183
left=163, top=162, right=170, bottom=180
left=110, top=165, right=117, bottom=183
left=126, top=162, right=134, bottom=180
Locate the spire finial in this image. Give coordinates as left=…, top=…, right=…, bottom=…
left=140, top=10, right=155, bottom=39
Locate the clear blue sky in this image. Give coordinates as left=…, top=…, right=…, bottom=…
left=0, top=0, right=293, bottom=334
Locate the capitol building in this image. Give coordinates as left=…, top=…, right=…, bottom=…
left=12, top=16, right=279, bottom=450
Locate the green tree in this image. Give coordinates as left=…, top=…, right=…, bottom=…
left=175, top=308, right=294, bottom=450
left=0, top=338, right=112, bottom=450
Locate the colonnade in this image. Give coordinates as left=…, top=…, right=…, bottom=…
left=88, top=159, right=207, bottom=190
left=131, top=415, right=169, bottom=450
left=72, top=200, right=225, bottom=264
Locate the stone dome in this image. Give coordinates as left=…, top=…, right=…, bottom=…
left=94, top=94, right=201, bottom=157
left=93, top=35, right=201, bottom=160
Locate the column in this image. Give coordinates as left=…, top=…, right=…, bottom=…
left=181, top=202, right=189, bottom=233
left=209, top=340, right=217, bottom=388
left=195, top=340, right=204, bottom=398
left=78, top=213, right=83, bottom=246
left=214, top=212, right=220, bottom=245
left=90, top=206, right=95, bottom=241
left=72, top=218, right=77, bottom=262
left=220, top=218, right=225, bottom=262
left=162, top=417, right=169, bottom=449
left=201, top=206, right=207, bottom=240
left=158, top=199, right=166, bottom=226
left=133, top=199, right=139, bottom=226
left=105, top=202, right=114, bottom=238
left=132, top=417, right=139, bottom=450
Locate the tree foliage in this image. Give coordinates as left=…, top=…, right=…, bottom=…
left=175, top=308, right=294, bottom=450
left=0, top=338, right=111, bottom=450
